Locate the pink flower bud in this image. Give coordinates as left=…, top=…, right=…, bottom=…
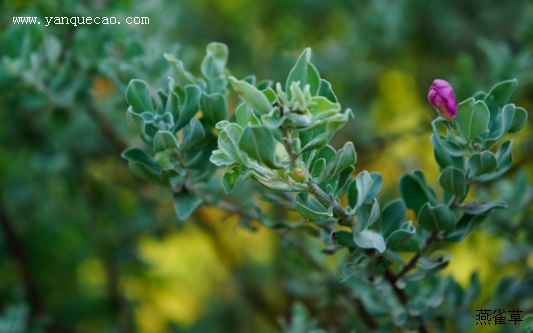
left=428, top=79, right=457, bottom=120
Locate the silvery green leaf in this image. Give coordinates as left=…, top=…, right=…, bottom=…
left=126, top=79, right=153, bottom=113
left=353, top=229, right=386, bottom=253
left=286, top=48, right=320, bottom=98
left=438, top=166, right=466, bottom=197
left=175, top=85, right=201, bottom=131
left=455, top=98, right=490, bottom=142
left=229, top=76, right=272, bottom=114
left=239, top=126, right=281, bottom=169
left=153, top=131, right=179, bottom=153
left=217, top=123, right=245, bottom=164
left=468, top=151, right=497, bottom=177
left=418, top=203, right=456, bottom=232
left=235, top=103, right=260, bottom=127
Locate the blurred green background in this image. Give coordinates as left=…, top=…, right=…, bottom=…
left=1, top=0, right=533, bottom=332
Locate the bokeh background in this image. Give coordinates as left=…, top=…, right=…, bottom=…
left=1, top=0, right=533, bottom=332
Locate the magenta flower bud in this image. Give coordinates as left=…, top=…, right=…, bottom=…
left=428, top=79, right=457, bottom=120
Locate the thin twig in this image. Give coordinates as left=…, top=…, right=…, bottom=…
left=383, top=268, right=408, bottom=305
left=281, top=127, right=298, bottom=165
left=307, top=182, right=354, bottom=226
left=395, top=231, right=440, bottom=280
left=208, top=197, right=378, bottom=330
left=384, top=268, right=428, bottom=333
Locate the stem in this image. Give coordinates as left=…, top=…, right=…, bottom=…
left=279, top=127, right=354, bottom=226
left=383, top=268, right=408, bottom=305
left=396, top=231, right=440, bottom=280
left=207, top=197, right=377, bottom=330
left=384, top=268, right=428, bottom=333
left=307, top=182, right=354, bottom=226
left=281, top=127, right=298, bottom=165
left=279, top=231, right=377, bottom=330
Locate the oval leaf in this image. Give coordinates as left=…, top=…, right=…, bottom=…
left=438, top=166, right=466, bottom=197
left=126, top=79, right=153, bottom=113
left=286, top=48, right=320, bottom=98
left=229, top=76, right=272, bottom=114
left=455, top=98, right=490, bottom=141
left=239, top=126, right=281, bottom=169
left=353, top=229, right=386, bottom=253
left=153, top=131, right=179, bottom=153
left=468, top=151, right=497, bottom=177
left=419, top=203, right=456, bottom=232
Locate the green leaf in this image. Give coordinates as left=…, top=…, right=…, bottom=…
left=476, top=140, right=513, bottom=182
left=175, top=85, right=201, bottom=131
left=484, top=111, right=503, bottom=148
left=468, top=151, right=497, bottom=177
left=355, top=200, right=380, bottom=233
left=502, top=104, right=528, bottom=134
left=399, top=171, right=437, bottom=217
left=153, top=131, right=179, bottom=153
left=483, top=79, right=517, bottom=112
left=335, top=165, right=354, bottom=197
left=418, top=251, right=452, bottom=271
left=309, top=145, right=335, bottom=167
left=521, top=314, right=533, bottom=333
left=121, top=148, right=163, bottom=184
left=174, top=189, right=202, bottom=220
left=201, top=42, right=228, bottom=79
left=446, top=213, right=489, bottom=242
left=438, top=166, right=466, bottom=197
left=298, top=110, right=353, bottom=153
left=126, top=79, right=153, bottom=113
left=261, top=107, right=286, bottom=130
left=310, top=96, right=340, bottom=114
left=462, top=200, right=507, bottom=215
left=217, top=123, right=245, bottom=164
left=347, top=182, right=359, bottom=213
left=286, top=48, right=320, bottom=98
left=210, top=150, right=233, bottom=166
left=180, top=117, right=206, bottom=150
left=508, top=107, right=528, bottom=133
left=263, top=88, right=278, bottom=104
left=300, top=130, right=329, bottom=154
left=310, top=158, right=326, bottom=178
left=359, top=171, right=383, bottom=209
left=223, top=165, right=241, bottom=194
left=201, top=43, right=228, bottom=94
left=318, top=79, right=338, bottom=103
left=229, top=76, right=272, bottom=114
left=353, top=229, right=386, bottom=253
left=164, top=53, right=197, bottom=88
left=381, top=199, right=407, bottom=238
left=126, top=107, right=145, bottom=135
left=235, top=103, right=260, bottom=127
left=239, top=126, right=280, bottom=169
left=296, top=193, right=335, bottom=224
left=430, top=133, right=464, bottom=170
left=335, top=230, right=356, bottom=247
left=318, top=142, right=357, bottom=182
left=199, top=92, right=226, bottom=127
left=365, top=173, right=383, bottom=204
left=455, top=98, right=490, bottom=141
left=387, top=221, right=417, bottom=252
left=165, top=87, right=180, bottom=120
left=418, top=203, right=456, bottom=232
left=484, top=79, right=518, bottom=135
